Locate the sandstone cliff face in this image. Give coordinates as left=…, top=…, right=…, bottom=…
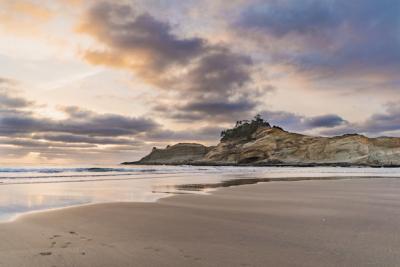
left=201, top=127, right=400, bottom=166
left=125, top=127, right=400, bottom=166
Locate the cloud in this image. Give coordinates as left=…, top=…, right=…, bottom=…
left=145, top=126, right=223, bottom=143
left=0, top=89, right=160, bottom=162
left=0, top=106, right=159, bottom=136
left=260, top=110, right=347, bottom=132
left=362, top=103, right=400, bottom=134
left=78, top=1, right=205, bottom=78
left=78, top=1, right=260, bottom=123
left=183, top=100, right=255, bottom=115
left=0, top=86, right=226, bottom=163
left=0, top=83, right=229, bottom=163
left=31, top=133, right=142, bottom=146
left=321, top=102, right=400, bottom=136
left=0, top=83, right=156, bottom=151
left=178, top=49, right=253, bottom=96
left=154, top=98, right=257, bottom=122
left=0, top=137, right=96, bottom=149
left=59, top=106, right=94, bottom=118
left=239, top=0, right=340, bottom=37
left=0, top=92, right=33, bottom=109
left=11, top=1, right=53, bottom=21
left=0, top=77, right=16, bottom=85
left=236, top=0, right=400, bottom=79
left=305, top=114, right=347, bottom=128
left=0, top=1, right=55, bottom=36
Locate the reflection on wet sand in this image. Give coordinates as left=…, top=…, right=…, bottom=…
left=175, top=175, right=394, bottom=191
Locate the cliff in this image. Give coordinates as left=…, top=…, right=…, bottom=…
left=123, top=143, right=213, bottom=165
left=123, top=120, right=400, bottom=167
left=199, top=127, right=400, bottom=166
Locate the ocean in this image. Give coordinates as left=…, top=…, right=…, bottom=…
left=0, top=165, right=399, bottom=221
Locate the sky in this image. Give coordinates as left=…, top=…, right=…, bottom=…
left=0, top=0, right=400, bottom=165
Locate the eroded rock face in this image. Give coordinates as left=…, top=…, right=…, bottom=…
left=124, top=127, right=400, bottom=166
left=123, top=143, right=212, bottom=165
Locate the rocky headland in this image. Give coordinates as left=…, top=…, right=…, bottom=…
left=123, top=116, right=400, bottom=167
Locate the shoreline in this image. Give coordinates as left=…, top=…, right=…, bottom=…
left=2, top=177, right=400, bottom=266
left=1, top=174, right=400, bottom=223
left=122, top=161, right=400, bottom=168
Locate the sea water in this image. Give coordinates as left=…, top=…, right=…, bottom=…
left=0, top=165, right=399, bottom=221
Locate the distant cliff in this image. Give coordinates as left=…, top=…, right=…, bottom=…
left=123, top=143, right=213, bottom=165
left=123, top=117, right=400, bottom=167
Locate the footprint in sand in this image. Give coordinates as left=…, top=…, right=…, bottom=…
left=179, top=249, right=202, bottom=261
left=183, top=254, right=202, bottom=261
left=39, top=252, right=52, bottom=256
left=143, top=246, right=161, bottom=252
left=101, top=243, right=114, bottom=248
left=80, top=236, right=92, bottom=242
left=61, top=242, right=71, bottom=248
left=49, top=234, right=61, bottom=240
left=47, top=231, right=94, bottom=256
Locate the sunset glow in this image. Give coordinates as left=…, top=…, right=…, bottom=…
left=1, top=0, right=399, bottom=164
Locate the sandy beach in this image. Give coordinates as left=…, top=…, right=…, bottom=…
left=1, top=177, right=400, bottom=267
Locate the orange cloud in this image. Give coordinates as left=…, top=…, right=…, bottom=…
left=60, top=0, right=84, bottom=5
left=11, top=1, right=53, bottom=21
left=83, top=50, right=129, bottom=69
left=0, top=0, right=54, bottom=35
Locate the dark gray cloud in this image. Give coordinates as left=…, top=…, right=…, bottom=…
left=154, top=99, right=257, bottom=122
left=237, top=0, right=400, bottom=78
left=0, top=88, right=159, bottom=162
left=0, top=106, right=159, bottom=136
left=181, top=49, right=253, bottom=96
left=305, top=114, right=347, bottom=128
left=184, top=100, right=255, bottom=115
left=260, top=110, right=304, bottom=130
left=59, top=106, right=94, bottom=119
left=81, top=2, right=205, bottom=72
left=0, top=84, right=34, bottom=109
left=0, top=89, right=225, bottom=163
left=0, top=93, right=33, bottom=109
left=0, top=99, right=161, bottom=163
left=363, top=104, right=400, bottom=134
left=260, top=110, right=347, bottom=132
left=322, top=102, right=400, bottom=136
left=155, top=101, right=347, bottom=131
left=80, top=1, right=260, bottom=123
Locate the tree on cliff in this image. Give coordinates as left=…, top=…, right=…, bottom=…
left=220, top=115, right=270, bottom=141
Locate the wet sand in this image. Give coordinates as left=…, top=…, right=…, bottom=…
left=1, top=178, right=400, bottom=266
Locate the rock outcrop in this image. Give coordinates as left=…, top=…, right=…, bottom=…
left=124, top=122, right=400, bottom=167
left=123, top=143, right=213, bottom=165
left=199, top=127, right=400, bottom=166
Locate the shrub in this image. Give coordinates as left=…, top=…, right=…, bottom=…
left=220, top=115, right=270, bottom=141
